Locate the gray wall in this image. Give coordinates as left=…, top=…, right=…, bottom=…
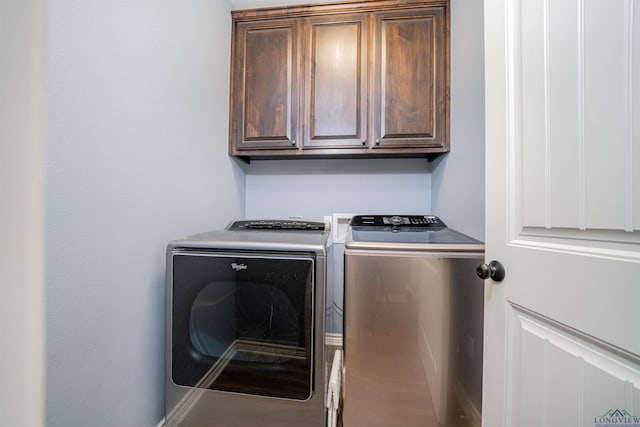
left=431, top=0, right=486, bottom=241
left=46, top=1, right=243, bottom=426
left=245, top=159, right=432, bottom=219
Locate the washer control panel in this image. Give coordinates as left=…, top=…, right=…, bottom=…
left=350, top=215, right=446, bottom=229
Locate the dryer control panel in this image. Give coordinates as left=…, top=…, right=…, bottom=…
left=350, top=215, right=446, bottom=229
left=228, top=219, right=327, bottom=231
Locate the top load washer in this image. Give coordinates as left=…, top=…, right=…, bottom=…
left=165, top=219, right=330, bottom=427
left=343, top=215, right=484, bottom=427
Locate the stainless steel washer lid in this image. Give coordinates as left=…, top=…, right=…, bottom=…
left=346, top=215, right=484, bottom=252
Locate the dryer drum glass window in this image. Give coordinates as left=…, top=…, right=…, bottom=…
left=171, top=252, right=315, bottom=400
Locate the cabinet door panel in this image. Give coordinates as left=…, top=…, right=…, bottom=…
left=374, top=9, right=448, bottom=149
left=303, top=15, right=368, bottom=148
left=232, top=19, right=299, bottom=151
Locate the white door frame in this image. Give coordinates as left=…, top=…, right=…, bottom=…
left=0, top=1, right=47, bottom=426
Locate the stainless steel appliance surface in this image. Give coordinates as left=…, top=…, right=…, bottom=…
left=165, top=220, right=329, bottom=427
left=344, top=215, right=485, bottom=427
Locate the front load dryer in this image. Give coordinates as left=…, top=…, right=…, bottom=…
left=165, top=220, right=329, bottom=427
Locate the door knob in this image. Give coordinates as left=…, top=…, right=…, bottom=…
left=476, top=260, right=505, bottom=282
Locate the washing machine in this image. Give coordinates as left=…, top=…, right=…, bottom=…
left=343, top=215, right=485, bottom=427
left=165, top=219, right=330, bottom=427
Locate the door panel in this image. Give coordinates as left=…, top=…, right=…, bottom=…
left=483, top=0, right=640, bottom=425
left=506, top=305, right=640, bottom=427
left=519, top=0, right=638, bottom=232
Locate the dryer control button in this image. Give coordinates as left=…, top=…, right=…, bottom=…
left=389, top=215, right=404, bottom=226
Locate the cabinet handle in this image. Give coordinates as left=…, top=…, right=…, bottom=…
left=291, top=139, right=296, bottom=146
left=375, top=139, right=380, bottom=145
left=361, top=139, right=366, bottom=145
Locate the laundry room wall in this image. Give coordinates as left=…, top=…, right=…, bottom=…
left=245, top=159, right=432, bottom=220
left=46, top=1, right=242, bottom=426
left=431, top=0, right=486, bottom=241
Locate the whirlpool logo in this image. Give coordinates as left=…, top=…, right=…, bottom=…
left=594, top=409, right=640, bottom=427
left=231, top=262, right=248, bottom=272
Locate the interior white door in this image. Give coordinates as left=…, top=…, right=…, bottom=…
left=483, top=0, right=640, bottom=426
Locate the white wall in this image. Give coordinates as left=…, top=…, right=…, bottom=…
left=431, top=0, right=486, bottom=241
left=0, top=1, right=46, bottom=426
left=46, top=1, right=243, bottom=426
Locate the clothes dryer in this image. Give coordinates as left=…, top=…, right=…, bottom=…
left=165, top=220, right=329, bottom=427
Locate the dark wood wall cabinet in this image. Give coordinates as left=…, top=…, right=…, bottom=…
left=229, top=0, right=450, bottom=160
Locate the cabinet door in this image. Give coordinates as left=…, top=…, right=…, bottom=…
left=373, top=8, right=448, bottom=150
left=231, top=19, right=300, bottom=151
left=302, top=14, right=369, bottom=149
